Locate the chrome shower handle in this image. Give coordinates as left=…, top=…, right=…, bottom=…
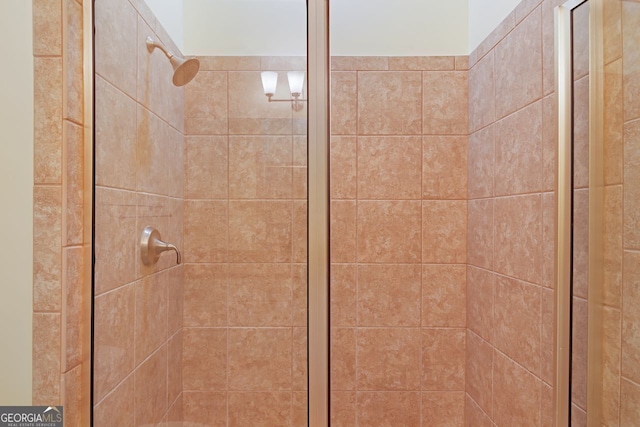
left=141, top=226, right=182, bottom=266
left=154, top=240, right=182, bottom=265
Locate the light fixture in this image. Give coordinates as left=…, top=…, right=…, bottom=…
left=287, top=71, right=305, bottom=97
left=260, top=71, right=278, bottom=97
left=260, top=71, right=307, bottom=111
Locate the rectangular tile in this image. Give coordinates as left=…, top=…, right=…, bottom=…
left=423, top=71, right=468, bottom=135
left=493, top=350, right=542, bottom=426
left=331, top=72, right=357, bottom=135
left=228, top=264, right=293, bottom=326
left=623, top=2, right=640, bottom=121
left=183, top=328, right=227, bottom=391
left=622, top=251, right=640, bottom=384
left=357, top=329, right=421, bottom=391
left=422, top=200, right=467, bottom=264
left=357, top=392, right=420, bottom=425
left=358, top=201, right=422, bottom=263
left=33, top=185, right=62, bottom=311
left=388, top=56, right=455, bottom=71
left=494, top=275, right=542, bottom=375
left=34, top=57, right=63, bottom=185
left=183, top=264, right=227, bottom=327
left=494, top=8, right=543, bottom=119
left=421, top=391, right=465, bottom=426
left=422, top=264, right=466, bottom=327
left=228, top=135, right=293, bottom=199
left=422, top=328, right=465, bottom=391
left=469, top=51, right=495, bottom=133
left=183, top=391, right=227, bottom=427
left=357, top=136, right=422, bottom=199
left=494, top=194, right=543, bottom=284
left=358, top=264, right=422, bottom=327
left=93, top=284, right=134, bottom=401
left=32, top=313, right=61, bottom=405
left=466, top=331, right=493, bottom=416
left=228, top=392, right=291, bottom=426
left=358, top=71, right=422, bottom=135
left=228, top=328, right=292, bottom=391
left=624, top=120, right=640, bottom=249
left=228, top=200, right=292, bottom=263
left=331, top=328, right=356, bottom=391
left=33, top=0, right=62, bottom=56
left=466, top=266, right=495, bottom=342
left=494, top=101, right=543, bottom=196
left=134, top=346, right=168, bottom=426
left=331, top=56, right=389, bottom=71
left=423, top=136, right=468, bottom=200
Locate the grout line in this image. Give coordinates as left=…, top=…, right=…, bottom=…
left=467, top=389, right=492, bottom=421
left=93, top=370, right=135, bottom=409
left=419, top=74, right=425, bottom=425
left=353, top=71, right=360, bottom=424
left=618, top=60, right=626, bottom=420
left=225, top=106, right=231, bottom=426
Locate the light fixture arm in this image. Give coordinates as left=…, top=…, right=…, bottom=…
left=265, top=93, right=307, bottom=112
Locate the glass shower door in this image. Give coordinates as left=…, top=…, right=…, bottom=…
left=328, top=3, right=469, bottom=425
left=557, top=0, right=640, bottom=424
left=92, top=0, right=310, bottom=425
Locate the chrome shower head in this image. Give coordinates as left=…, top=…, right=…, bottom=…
left=146, top=36, right=200, bottom=87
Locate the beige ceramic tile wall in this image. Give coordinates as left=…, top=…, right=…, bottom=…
left=92, top=0, right=185, bottom=424
left=466, top=1, right=558, bottom=425
left=329, top=56, right=469, bottom=426
left=466, top=0, right=639, bottom=425
left=32, top=0, right=90, bottom=424
left=182, top=56, right=308, bottom=426
left=601, top=0, right=640, bottom=425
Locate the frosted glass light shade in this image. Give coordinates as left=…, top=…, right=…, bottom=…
left=287, top=71, right=305, bottom=96
left=261, top=71, right=278, bottom=96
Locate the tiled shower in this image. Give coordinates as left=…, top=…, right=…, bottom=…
left=28, top=0, right=640, bottom=425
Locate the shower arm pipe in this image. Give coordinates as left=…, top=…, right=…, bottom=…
left=145, top=36, right=200, bottom=87
left=146, top=36, right=174, bottom=58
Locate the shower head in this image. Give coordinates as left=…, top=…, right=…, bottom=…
left=146, top=36, right=200, bottom=87
left=169, top=56, right=200, bottom=87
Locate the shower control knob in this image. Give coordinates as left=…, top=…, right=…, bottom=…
left=140, top=226, right=182, bottom=266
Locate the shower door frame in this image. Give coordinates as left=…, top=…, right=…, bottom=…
left=82, top=0, right=95, bottom=424
left=307, top=0, right=331, bottom=425
left=555, top=0, right=605, bottom=425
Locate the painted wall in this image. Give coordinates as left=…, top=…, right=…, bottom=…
left=0, top=0, right=33, bottom=405
left=149, top=0, right=526, bottom=56
left=155, top=0, right=471, bottom=56
left=468, top=0, right=521, bottom=51
left=145, top=0, right=184, bottom=52
left=331, top=0, right=468, bottom=56
left=183, top=0, right=307, bottom=56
